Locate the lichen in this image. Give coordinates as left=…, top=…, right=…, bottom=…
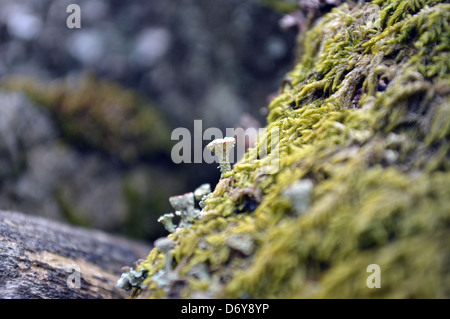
left=135, top=0, right=450, bottom=298
left=207, top=137, right=237, bottom=177
left=158, top=213, right=177, bottom=233
left=116, top=268, right=148, bottom=292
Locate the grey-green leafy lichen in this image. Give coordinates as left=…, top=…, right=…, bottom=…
left=116, top=268, right=148, bottom=292
left=169, top=192, right=200, bottom=229
left=194, top=183, right=212, bottom=209
left=157, top=213, right=177, bottom=233
left=156, top=185, right=213, bottom=234
left=206, top=137, right=237, bottom=178
left=133, top=0, right=450, bottom=298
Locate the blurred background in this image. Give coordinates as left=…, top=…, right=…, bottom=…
left=0, top=0, right=297, bottom=241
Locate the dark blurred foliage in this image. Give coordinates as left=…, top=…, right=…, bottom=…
left=0, top=0, right=297, bottom=241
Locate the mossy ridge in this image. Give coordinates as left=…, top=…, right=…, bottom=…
left=1, top=75, right=171, bottom=165
left=137, top=0, right=449, bottom=298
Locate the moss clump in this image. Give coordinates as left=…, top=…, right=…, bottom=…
left=135, top=0, right=450, bottom=298
left=2, top=75, right=171, bottom=164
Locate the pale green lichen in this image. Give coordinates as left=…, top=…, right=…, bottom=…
left=135, top=0, right=450, bottom=299
left=158, top=213, right=176, bottom=233
left=206, top=137, right=236, bottom=178
left=116, top=268, right=148, bottom=292
left=194, top=183, right=212, bottom=210
left=282, top=179, right=314, bottom=215
left=194, top=184, right=212, bottom=201
left=169, top=192, right=200, bottom=228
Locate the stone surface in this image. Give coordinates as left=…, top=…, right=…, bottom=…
left=0, top=210, right=151, bottom=299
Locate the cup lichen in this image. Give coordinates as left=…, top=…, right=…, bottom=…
left=206, top=137, right=236, bottom=177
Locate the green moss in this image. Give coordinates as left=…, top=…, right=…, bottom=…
left=1, top=75, right=171, bottom=165
left=136, top=0, right=450, bottom=298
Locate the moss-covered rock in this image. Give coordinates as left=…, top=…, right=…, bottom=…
left=134, top=0, right=449, bottom=298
